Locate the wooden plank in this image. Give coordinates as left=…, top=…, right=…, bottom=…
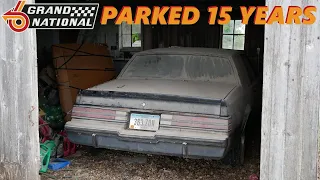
left=142, top=25, right=153, bottom=50
left=260, top=2, right=320, bottom=180
left=0, top=0, right=40, bottom=179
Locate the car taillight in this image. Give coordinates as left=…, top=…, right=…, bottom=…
left=72, top=106, right=116, bottom=119
left=160, top=114, right=230, bottom=132
left=72, top=106, right=128, bottom=121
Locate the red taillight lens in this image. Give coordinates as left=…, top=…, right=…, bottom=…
left=160, top=114, right=230, bottom=132
left=72, top=106, right=116, bottom=120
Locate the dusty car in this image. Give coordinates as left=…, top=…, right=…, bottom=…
left=65, top=47, right=261, bottom=166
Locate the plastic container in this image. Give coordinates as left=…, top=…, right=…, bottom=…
left=39, top=140, right=56, bottom=173
left=48, top=158, right=71, bottom=171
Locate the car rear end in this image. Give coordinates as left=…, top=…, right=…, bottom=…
left=65, top=89, right=233, bottom=159
left=65, top=48, right=239, bottom=159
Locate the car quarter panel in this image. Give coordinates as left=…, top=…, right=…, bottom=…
left=223, top=86, right=246, bottom=134
left=224, top=54, right=254, bottom=134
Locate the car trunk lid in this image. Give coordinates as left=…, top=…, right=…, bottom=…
left=76, top=79, right=236, bottom=116
left=88, top=79, right=236, bottom=100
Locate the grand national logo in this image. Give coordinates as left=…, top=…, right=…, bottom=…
left=2, top=0, right=99, bottom=33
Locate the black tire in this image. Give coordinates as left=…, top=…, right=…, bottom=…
left=222, top=133, right=245, bottom=167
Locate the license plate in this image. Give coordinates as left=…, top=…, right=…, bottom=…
left=129, top=113, right=160, bottom=131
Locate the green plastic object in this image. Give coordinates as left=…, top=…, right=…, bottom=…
left=39, top=140, right=56, bottom=173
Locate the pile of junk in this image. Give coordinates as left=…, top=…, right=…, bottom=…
left=38, top=43, right=116, bottom=173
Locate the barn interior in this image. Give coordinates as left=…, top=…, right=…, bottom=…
left=35, top=0, right=266, bottom=178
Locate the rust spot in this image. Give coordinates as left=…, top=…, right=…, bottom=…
left=28, top=106, right=36, bottom=126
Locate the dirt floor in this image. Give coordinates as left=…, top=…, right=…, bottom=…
left=40, top=124, right=262, bottom=180
left=40, top=145, right=260, bottom=180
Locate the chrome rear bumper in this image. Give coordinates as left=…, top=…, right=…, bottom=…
left=65, top=120, right=230, bottom=159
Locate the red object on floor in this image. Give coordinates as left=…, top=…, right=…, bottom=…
left=249, top=174, right=259, bottom=180
left=59, top=131, right=76, bottom=157
left=39, top=118, right=77, bottom=157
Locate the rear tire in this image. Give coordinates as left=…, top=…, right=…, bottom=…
left=222, top=133, right=245, bottom=167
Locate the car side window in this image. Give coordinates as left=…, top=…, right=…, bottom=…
left=240, top=54, right=255, bottom=85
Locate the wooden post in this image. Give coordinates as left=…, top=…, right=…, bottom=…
left=0, top=0, right=40, bottom=179
left=260, top=2, right=320, bottom=180
left=142, top=25, right=153, bottom=50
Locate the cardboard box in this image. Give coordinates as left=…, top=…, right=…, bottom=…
left=52, top=43, right=116, bottom=121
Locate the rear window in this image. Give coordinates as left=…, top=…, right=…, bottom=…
left=119, top=54, right=236, bottom=83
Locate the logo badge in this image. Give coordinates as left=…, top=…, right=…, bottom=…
left=2, top=0, right=99, bottom=33
left=2, top=1, right=29, bottom=33
left=141, top=102, right=146, bottom=107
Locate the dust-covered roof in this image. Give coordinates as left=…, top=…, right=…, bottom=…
left=135, top=47, right=244, bottom=57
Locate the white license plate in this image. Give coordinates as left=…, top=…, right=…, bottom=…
left=129, top=113, right=160, bottom=131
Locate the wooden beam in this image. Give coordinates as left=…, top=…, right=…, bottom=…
left=260, top=2, right=319, bottom=180
left=0, top=0, right=40, bottom=179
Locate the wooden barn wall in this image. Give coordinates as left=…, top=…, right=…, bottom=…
left=245, top=18, right=265, bottom=75
left=143, top=13, right=221, bottom=49
left=1, top=0, right=40, bottom=179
